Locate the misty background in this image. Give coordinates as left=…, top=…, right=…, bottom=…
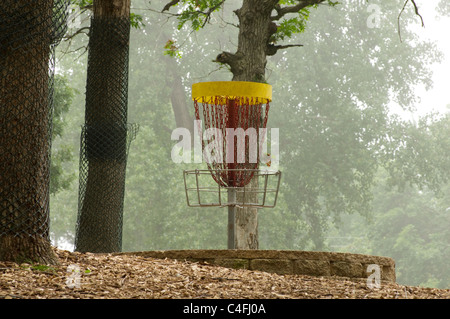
left=49, top=0, right=449, bottom=289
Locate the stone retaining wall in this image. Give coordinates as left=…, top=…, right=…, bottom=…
left=117, top=250, right=396, bottom=283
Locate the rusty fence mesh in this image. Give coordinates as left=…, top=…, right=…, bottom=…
left=74, top=15, right=138, bottom=253
left=0, top=1, right=69, bottom=240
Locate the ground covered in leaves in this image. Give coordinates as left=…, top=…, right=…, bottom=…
left=0, top=248, right=448, bottom=299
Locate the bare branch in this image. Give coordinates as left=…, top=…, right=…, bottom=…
left=410, top=0, right=425, bottom=27
left=162, top=0, right=181, bottom=12
left=398, top=0, right=408, bottom=42
left=267, top=43, right=304, bottom=56
left=398, top=0, right=425, bottom=42
left=59, top=42, right=89, bottom=61
left=63, top=26, right=90, bottom=42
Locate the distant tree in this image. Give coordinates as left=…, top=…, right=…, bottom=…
left=437, top=0, right=450, bottom=16
left=161, top=0, right=435, bottom=249
left=50, top=75, right=77, bottom=195
left=324, top=114, right=449, bottom=288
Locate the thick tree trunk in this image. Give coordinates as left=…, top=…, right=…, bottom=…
left=216, top=0, right=277, bottom=82
left=0, top=1, right=59, bottom=264
left=217, top=0, right=277, bottom=249
left=75, top=0, right=131, bottom=253
left=232, top=1, right=276, bottom=82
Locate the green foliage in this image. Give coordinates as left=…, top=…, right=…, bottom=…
left=272, top=0, right=340, bottom=42
left=369, top=177, right=450, bottom=288
left=163, top=39, right=182, bottom=58
left=50, top=75, right=76, bottom=195
left=52, top=76, right=77, bottom=139
left=175, top=0, right=225, bottom=31
left=50, top=0, right=449, bottom=288
left=437, top=0, right=450, bottom=16
left=384, top=114, right=450, bottom=194
left=273, top=14, right=309, bottom=42
left=31, top=264, right=58, bottom=273
left=265, top=0, right=445, bottom=251
left=130, top=12, right=145, bottom=29
left=278, top=0, right=338, bottom=6
left=325, top=168, right=450, bottom=289
left=174, top=0, right=339, bottom=36
left=20, top=263, right=57, bottom=273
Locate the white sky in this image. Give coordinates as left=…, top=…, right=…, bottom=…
left=401, top=1, right=450, bottom=118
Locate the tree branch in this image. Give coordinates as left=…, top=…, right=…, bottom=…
left=200, top=0, right=226, bottom=28
left=398, top=0, right=425, bottom=42
left=410, top=0, right=425, bottom=26
left=214, top=51, right=240, bottom=65
left=214, top=51, right=242, bottom=75
left=272, top=3, right=304, bottom=21
left=63, top=26, right=90, bottom=42
left=161, top=0, right=225, bottom=29
left=162, top=0, right=181, bottom=12
left=271, top=0, right=326, bottom=21
left=267, top=43, right=304, bottom=56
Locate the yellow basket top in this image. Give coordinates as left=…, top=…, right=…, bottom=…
left=192, top=81, right=272, bottom=104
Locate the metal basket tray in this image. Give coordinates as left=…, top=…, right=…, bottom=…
left=183, top=169, right=281, bottom=208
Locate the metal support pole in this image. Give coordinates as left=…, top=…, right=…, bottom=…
left=226, top=98, right=237, bottom=250
left=227, top=188, right=236, bottom=249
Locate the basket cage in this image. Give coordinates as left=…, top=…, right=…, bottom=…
left=184, top=81, right=280, bottom=208
left=184, top=169, right=281, bottom=208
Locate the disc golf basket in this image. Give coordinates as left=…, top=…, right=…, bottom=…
left=183, top=81, right=281, bottom=249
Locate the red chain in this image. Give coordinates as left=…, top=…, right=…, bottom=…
left=193, top=96, right=270, bottom=187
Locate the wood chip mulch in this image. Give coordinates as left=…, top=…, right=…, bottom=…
left=0, top=248, right=448, bottom=299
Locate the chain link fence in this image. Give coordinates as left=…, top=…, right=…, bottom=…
left=74, top=15, right=138, bottom=253
left=0, top=1, right=69, bottom=239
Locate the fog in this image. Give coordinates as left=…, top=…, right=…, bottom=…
left=49, top=0, right=449, bottom=288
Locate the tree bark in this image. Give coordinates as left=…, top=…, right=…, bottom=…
left=169, top=66, right=194, bottom=136
left=0, top=1, right=59, bottom=264
left=216, top=0, right=278, bottom=82
left=75, top=0, right=131, bottom=253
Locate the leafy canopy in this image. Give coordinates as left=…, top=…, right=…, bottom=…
left=273, top=0, right=339, bottom=42
left=173, top=0, right=339, bottom=40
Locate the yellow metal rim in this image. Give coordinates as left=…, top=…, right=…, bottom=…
left=192, top=81, right=272, bottom=104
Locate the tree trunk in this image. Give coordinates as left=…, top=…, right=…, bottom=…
left=216, top=0, right=277, bottom=82
left=232, top=0, right=276, bottom=82
left=0, top=1, right=59, bottom=264
left=217, top=0, right=277, bottom=249
left=170, top=74, right=194, bottom=136
left=75, top=0, right=131, bottom=253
